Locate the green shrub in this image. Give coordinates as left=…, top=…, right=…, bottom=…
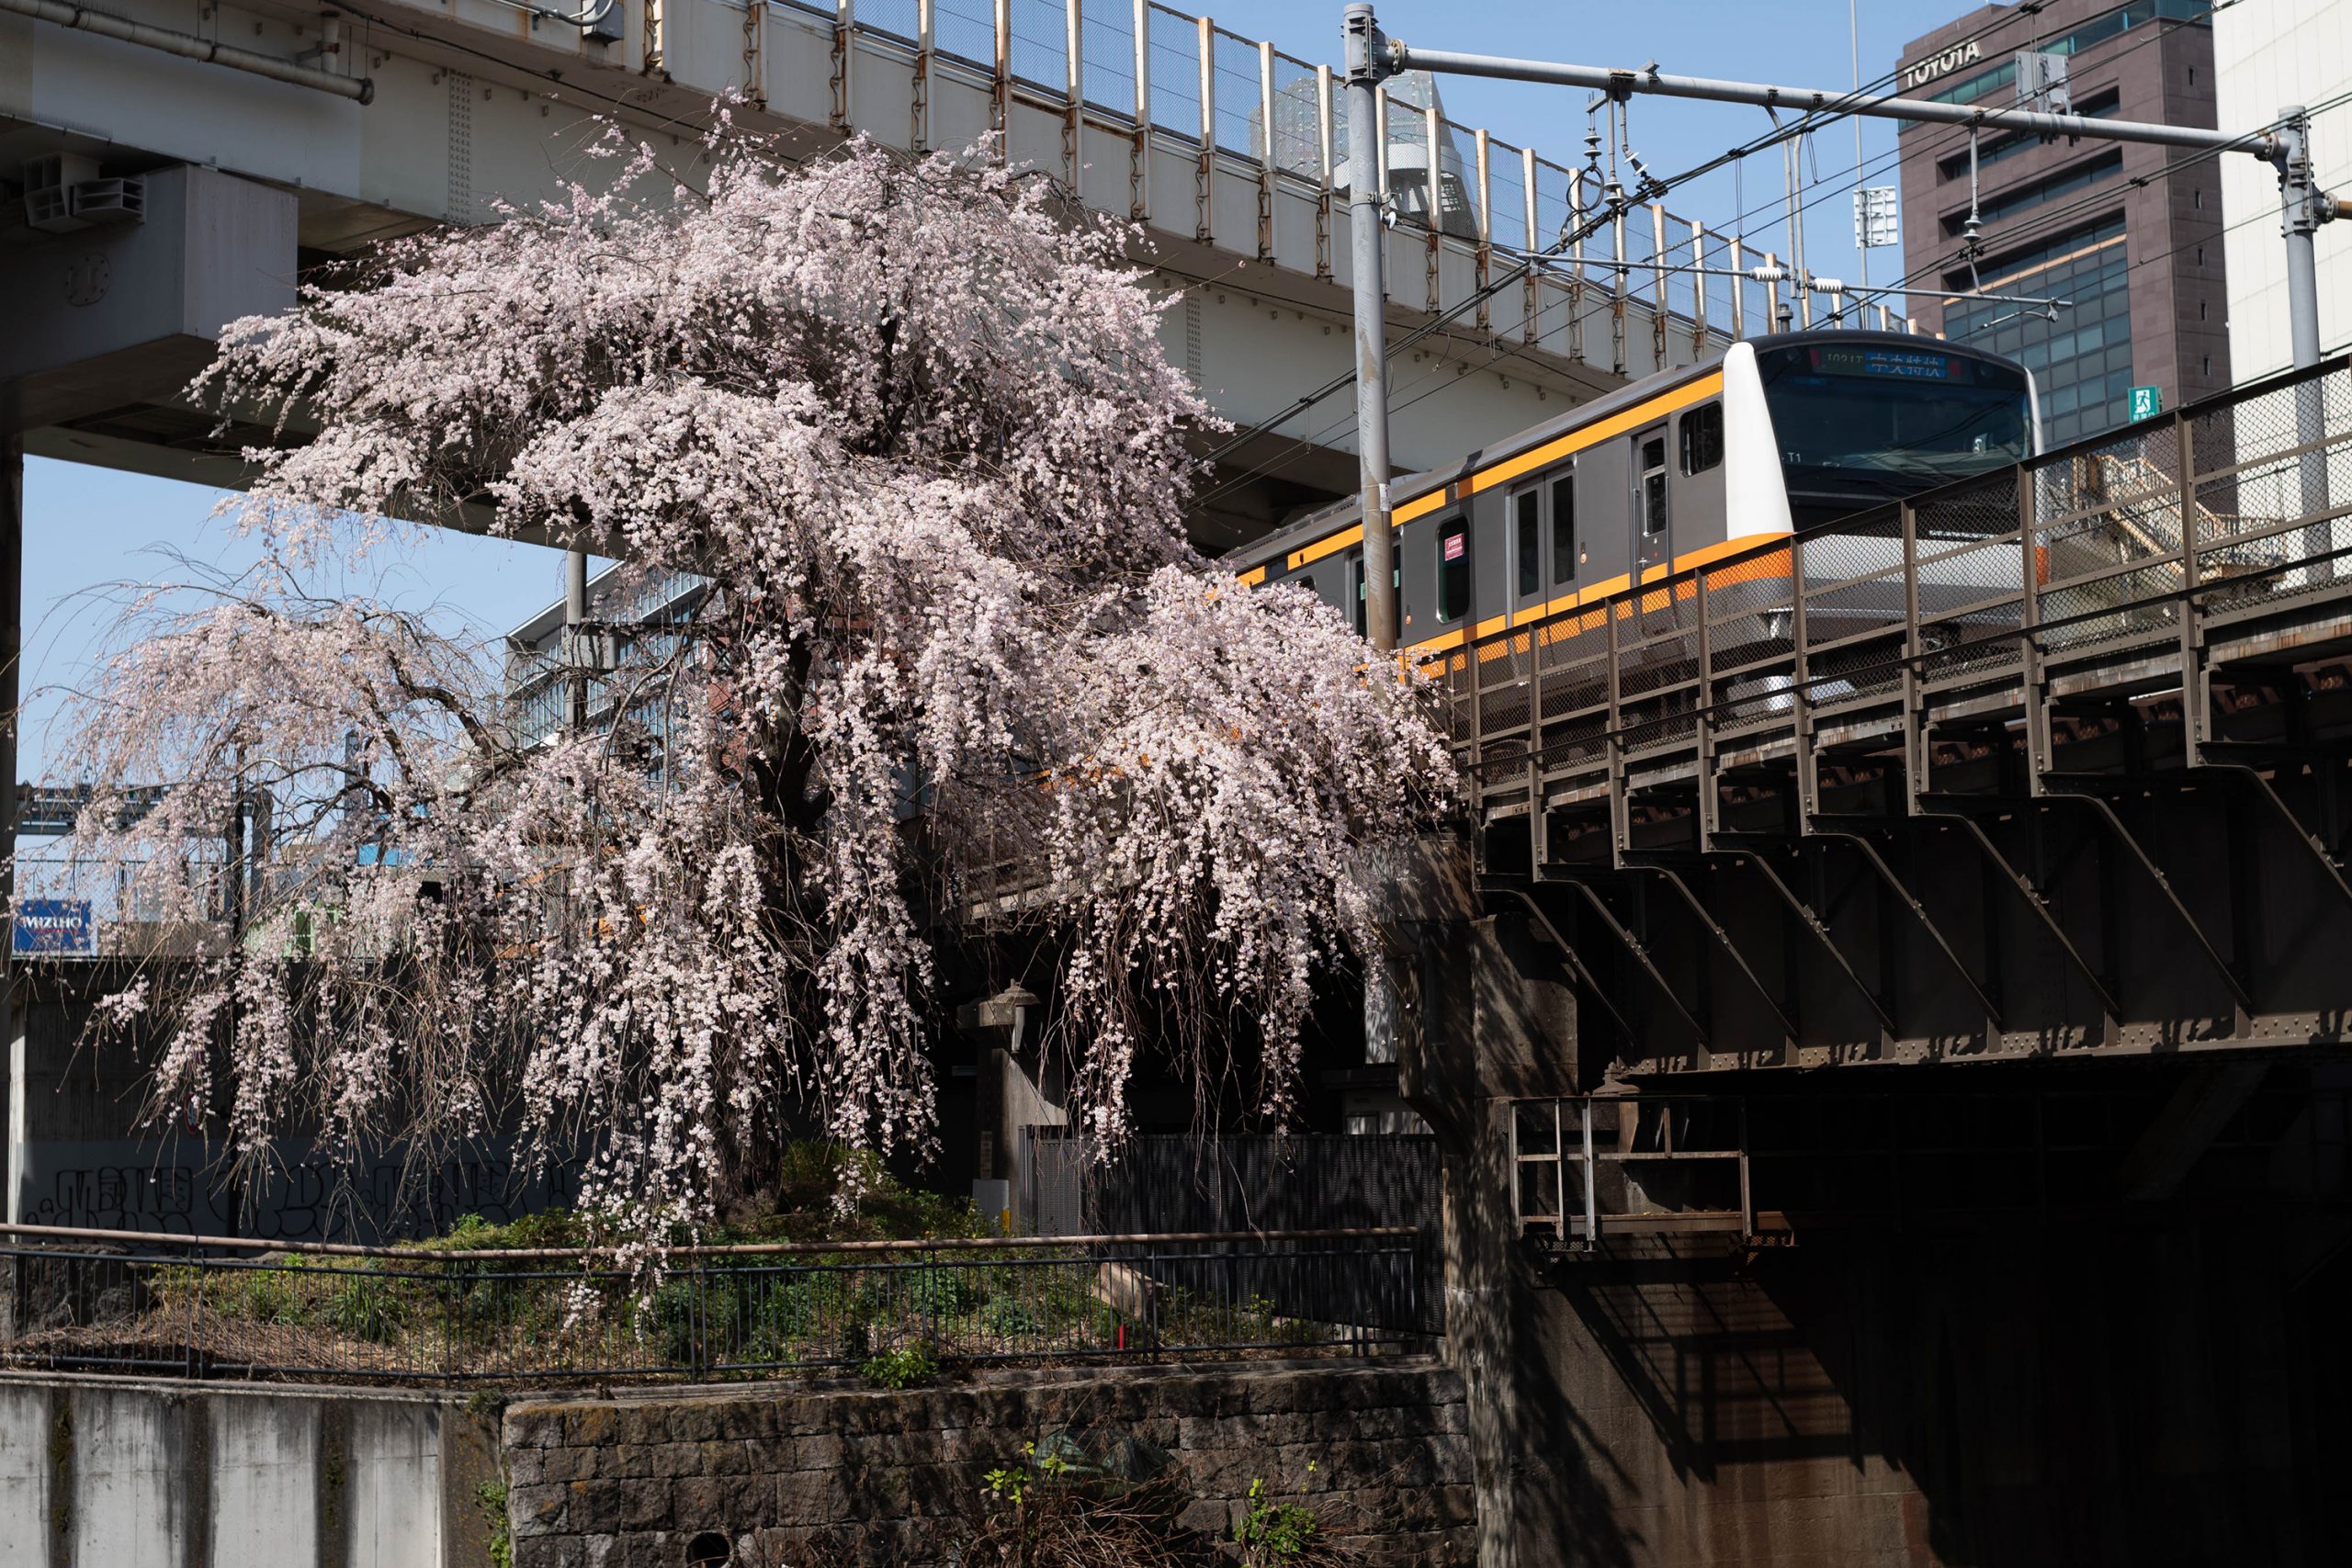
left=978, top=1293, right=1040, bottom=1342
left=859, top=1342, right=937, bottom=1390
left=475, top=1478, right=512, bottom=1568
left=1235, top=1473, right=1323, bottom=1563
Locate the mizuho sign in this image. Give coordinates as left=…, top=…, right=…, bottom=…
left=1902, top=39, right=1983, bottom=91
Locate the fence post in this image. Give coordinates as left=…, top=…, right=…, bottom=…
left=1257, top=39, right=1276, bottom=260
left=1900, top=497, right=1925, bottom=815
left=1063, top=0, right=1082, bottom=199
left=1521, top=145, right=1539, bottom=345
left=2177, top=407, right=2203, bottom=767
left=1473, top=127, right=1492, bottom=333
left=1195, top=16, right=1215, bottom=243
left=1690, top=218, right=1708, bottom=353
left=990, top=0, right=1010, bottom=149
left=1650, top=201, right=1668, bottom=370
left=1130, top=0, right=1150, bottom=219
left=830, top=0, right=854, bottom=132
left=1315, top=62, right=1334, bottom=278
left=1421, top=96, right=1442, bottom=314
left=911, top=0, right=933, bottom=151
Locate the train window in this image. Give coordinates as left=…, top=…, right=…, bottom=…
left=1550, top=472, right=1576, bottom=583
left=1352, top=556, right=1366, bottom=637
left=1514, top=491, right=1540, bottom=598
left=1640, top=437, right=1668, bottom=536
left=1679, top=402, right=1724, bottom=474
left=1437, top=518, right=1470, bottom=623
left=1296, top=574, right=1315, bottom=597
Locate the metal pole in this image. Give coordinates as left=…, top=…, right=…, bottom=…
left=1345, top=3, right=1396, bottom=652
left=2276, top=106, right=2336, bottom=571
left=2278, top=107, right=2329, bottom=371
left=1785, top=134, right=1810, bottom=327
left=0, top=437, right=18, bottom=1225
left=565, top=548, right=590, bottom=731
left=1382, top=40, right=2267, bottom=157
left=1850, top=0, right=1867, bottom=293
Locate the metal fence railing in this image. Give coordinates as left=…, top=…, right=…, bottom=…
left=0, top=1223, right=1429, bottom=1385
left=758, top=0, right=1905, bottom=358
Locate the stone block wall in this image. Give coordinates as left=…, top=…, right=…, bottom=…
left=502, top=1358, right=1475, bottom=1566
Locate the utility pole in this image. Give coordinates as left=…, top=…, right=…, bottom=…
left=1849, top=0, right=1867, bottom=298
left=2276, top=105, right=2338, bottom=565
left=1343, top=2, right=1397, bottom=654
left=2278, top=106, right=2335, bottom=374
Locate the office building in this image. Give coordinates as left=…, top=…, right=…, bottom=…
left=1894, top=0, right=2229, bottom=445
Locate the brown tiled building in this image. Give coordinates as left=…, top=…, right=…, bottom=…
left=1894, top=0, right=2231, bottom=446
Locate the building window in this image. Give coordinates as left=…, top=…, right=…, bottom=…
left=2199, top=299, right=2208, bottom=321
left=2203, top=354, right=2211, bottom=377
left=1937, top=91, right=2120, bottom=177
left=1939, top=150, right=2122, bottom=236
left=1944, top=217, right=2132, bottom=446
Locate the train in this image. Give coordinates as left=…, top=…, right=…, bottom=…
left=1225, top=330, right=2041, bottom=662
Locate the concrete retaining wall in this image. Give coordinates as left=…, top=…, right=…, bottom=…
left=0, top=1375, right=503, bottom=1568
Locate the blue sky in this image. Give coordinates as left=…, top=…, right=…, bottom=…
left=18, top=0, right=1988, bottom=780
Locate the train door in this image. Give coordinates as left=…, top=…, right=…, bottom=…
left=1633, top=425, right=1671, bottom=579
left=1510, top=463, right=1580, bottom=618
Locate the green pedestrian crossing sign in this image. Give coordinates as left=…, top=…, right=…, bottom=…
left=2129, top=385, right=2163, bottom=421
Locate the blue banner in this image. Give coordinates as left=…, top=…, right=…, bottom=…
left=14, top=898, right=93, bottom=955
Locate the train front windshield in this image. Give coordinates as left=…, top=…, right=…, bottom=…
left=1757, top=343, right=2032, bottom=516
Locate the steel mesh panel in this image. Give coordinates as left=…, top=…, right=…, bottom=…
left=935, top=0, right=997, bottom=66
left=1147, top=6, right=1200, bottom=137
left=1211, top=30, right=1258, bottom=156
left=1718, top=669, right=1799, bottom=730
left=1079, top=0, right=1137, bottom=115
left=1007, top=0, right=1066, bottom=89
left=857, top=0, right=921, bottom=42
left=1265, top=55, right=1323, bottom=179
left=1486, top=141, right=1527, bottom=248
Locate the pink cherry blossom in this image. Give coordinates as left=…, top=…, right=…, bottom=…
left=28, top=127, right=1455, bottom=1246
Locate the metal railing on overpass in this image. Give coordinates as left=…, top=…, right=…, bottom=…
left=772, top=0, right=1893, bottom=359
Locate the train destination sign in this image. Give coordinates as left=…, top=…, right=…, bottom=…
left=1809, top=345, right=1967, bottom=382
